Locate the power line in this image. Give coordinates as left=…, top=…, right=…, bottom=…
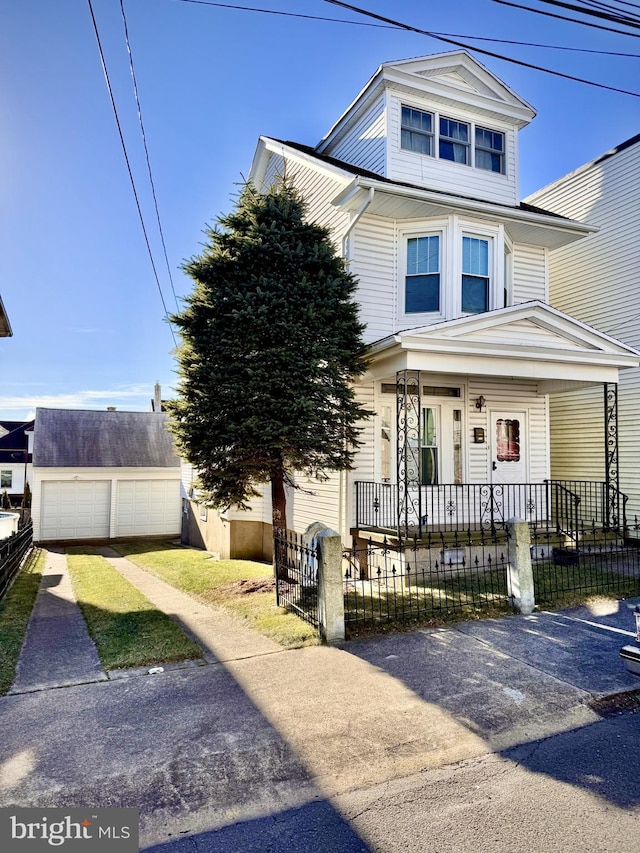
left=86, top=0, right=177, bottom=345
left=493, top=0, right=640, bottom=37
left=531, top=0, right=640, bottom=27
left=119, top=0, right=180, bottom=312
left=167, top=0, right=640, bottom=55
left=321, top=0, right=640, bottom=96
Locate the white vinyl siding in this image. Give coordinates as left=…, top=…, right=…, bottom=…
left=261, top=153, right=350, bottom=253
left=529, top=139, right=640, bottom=516
left=549, top=388, right=604, bottom=482
left=386, top=95, right=518, bottom=205
left=512, top=243, right=547, bottom=303
left=324, top=94, right=387, bottom=175
left=115, top=480, right=181, bottom=537
left=349, top=215, right=396, bottom=343
left=291, top=472, right=341, bottom=536
left=40, top=480, right=111, bottom=541
left=468, top=377, right=548, bottom=484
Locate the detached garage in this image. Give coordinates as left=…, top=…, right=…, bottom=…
left=32, top=408, right=181, bottom=543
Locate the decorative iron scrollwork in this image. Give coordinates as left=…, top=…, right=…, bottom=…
left=397, top=370, right=421, bottom=539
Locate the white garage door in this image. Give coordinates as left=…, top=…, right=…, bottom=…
left=115, top=480, right=181, bottom=537
left=40, top=480, right=111, bottom=541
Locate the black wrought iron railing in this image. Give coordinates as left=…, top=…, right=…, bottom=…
left=354, top=480, right=625, bottom=540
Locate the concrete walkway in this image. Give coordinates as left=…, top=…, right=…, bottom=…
left=9, top=549, right=107, bottom=694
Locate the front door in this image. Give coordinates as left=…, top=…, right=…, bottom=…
left=491, top=411, right=527, bottom=484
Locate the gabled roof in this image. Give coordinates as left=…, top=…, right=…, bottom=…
left=366, top=302, right=640, bottom=392
left=33, top=408, right=180, bottom=468
left=0, top=420, right=34, bottom=464
left=254, top=137, right=595, bottom=250
left=318, top=50, right=536, bottom=155
left=0, top=295, right=12, bottom=337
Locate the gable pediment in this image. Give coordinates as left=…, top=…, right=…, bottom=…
left=403, top=64, right=502, bottom=99
left=396, top=303, right=640, bottom=361
left=382, top=51, right=536, bottom=124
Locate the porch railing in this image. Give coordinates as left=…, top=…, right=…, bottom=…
left=354, top=480, right=625, bottom=540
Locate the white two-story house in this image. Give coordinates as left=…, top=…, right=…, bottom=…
left=183, top=50, right=639, bottom=558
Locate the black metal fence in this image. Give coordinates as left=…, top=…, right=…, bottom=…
left=273, top=527, right=319, bottom=629
left=0, top=520, right=33, bottom=601
left=531, top=518, right=640, bottom=607
left=343, top=529, right=511, bottom=631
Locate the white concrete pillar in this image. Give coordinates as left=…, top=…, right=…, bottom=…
left=507, top=518, right=535, bottom=615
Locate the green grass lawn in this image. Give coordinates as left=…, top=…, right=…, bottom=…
left=111, top=541, right=319, bottom=648
left=0, top=547, right=45, bottom=695
left=65, top=548, right=203, bottom=670
left=533, top=558, right=640, bottom=610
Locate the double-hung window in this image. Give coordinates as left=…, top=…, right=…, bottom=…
left=439, top=117, right=469, bottom=165
left=0, top=470, right=12, bottom=489
left=401, top=106, right=434, bottom=156
left=462, top=236, right=490, bottom=313
left=475, top=127, right=505, bottom=174
left=405, top=235, right=440, bottom=314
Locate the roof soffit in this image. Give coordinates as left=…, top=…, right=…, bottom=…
left=332, top=182, right=594, bottom=249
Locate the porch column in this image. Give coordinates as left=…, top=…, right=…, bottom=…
left=396, top=370, right=421, bottom=539
left=604, top=382, right=621, bottom=528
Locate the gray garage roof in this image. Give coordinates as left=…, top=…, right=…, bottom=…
left=33, top=408, right=180, bottom=468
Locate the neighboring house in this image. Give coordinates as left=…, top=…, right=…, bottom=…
left=0, top=420, right=34, bottom=506
left=184, top=51, right=638, bottom=557
left=0, top=294, right=12, bottom=337
left=32, top=408, right=182, bottom=543
left=526, top=132, right=640, bottom=521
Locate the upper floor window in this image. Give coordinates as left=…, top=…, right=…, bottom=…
left=400, top=104, right=506, bottom=175
left=439, top=118, right=469, bottom=165
left=462, top=236, right=489, bottom=313
left=401, top=106, right=433, bottom=156
left=475, top=127, right=505, bottom=174
left=406, top=235, right=440, bottom=313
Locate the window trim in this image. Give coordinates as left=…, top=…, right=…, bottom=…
left=399, top=218, right=505, bottom=323
left=439, top=116, right=470, bottom=166
left=399, top=223, right=447, bottom=322
left=398, top=101, right=508, bottom=177
left=400, top=105, right=434, bottom=157
left=474, top=125, right=505, bottom=174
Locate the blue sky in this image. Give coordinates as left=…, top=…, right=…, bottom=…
left=1, top=0, right=639, bottom=420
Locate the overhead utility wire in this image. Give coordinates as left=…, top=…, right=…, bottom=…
left=322, top=0, right=640, bottom=96
left=579, top=0, right=640, bottom=13
left=168, top=0, right=639, bottom=54
left=86, top=0, right=177, bottom=345
left=493, top=0, right=640, bottom=37
left=530, top=0, right=640, bottom=26
left=119, top=0, right=180, bottom=312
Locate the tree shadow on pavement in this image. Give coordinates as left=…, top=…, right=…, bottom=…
left=143, top=800, right=373, bottom=852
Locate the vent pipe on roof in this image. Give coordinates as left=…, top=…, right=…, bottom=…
left=107, top=406, right=116, bottom=411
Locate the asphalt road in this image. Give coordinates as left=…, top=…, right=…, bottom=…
left=145, top=708, right=640, bottom=853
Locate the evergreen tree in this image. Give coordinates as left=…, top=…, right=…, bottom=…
left=168, top=179, right=370, bottom=533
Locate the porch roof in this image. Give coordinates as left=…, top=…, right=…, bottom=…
left=364, top=302, right=640, bottom=393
